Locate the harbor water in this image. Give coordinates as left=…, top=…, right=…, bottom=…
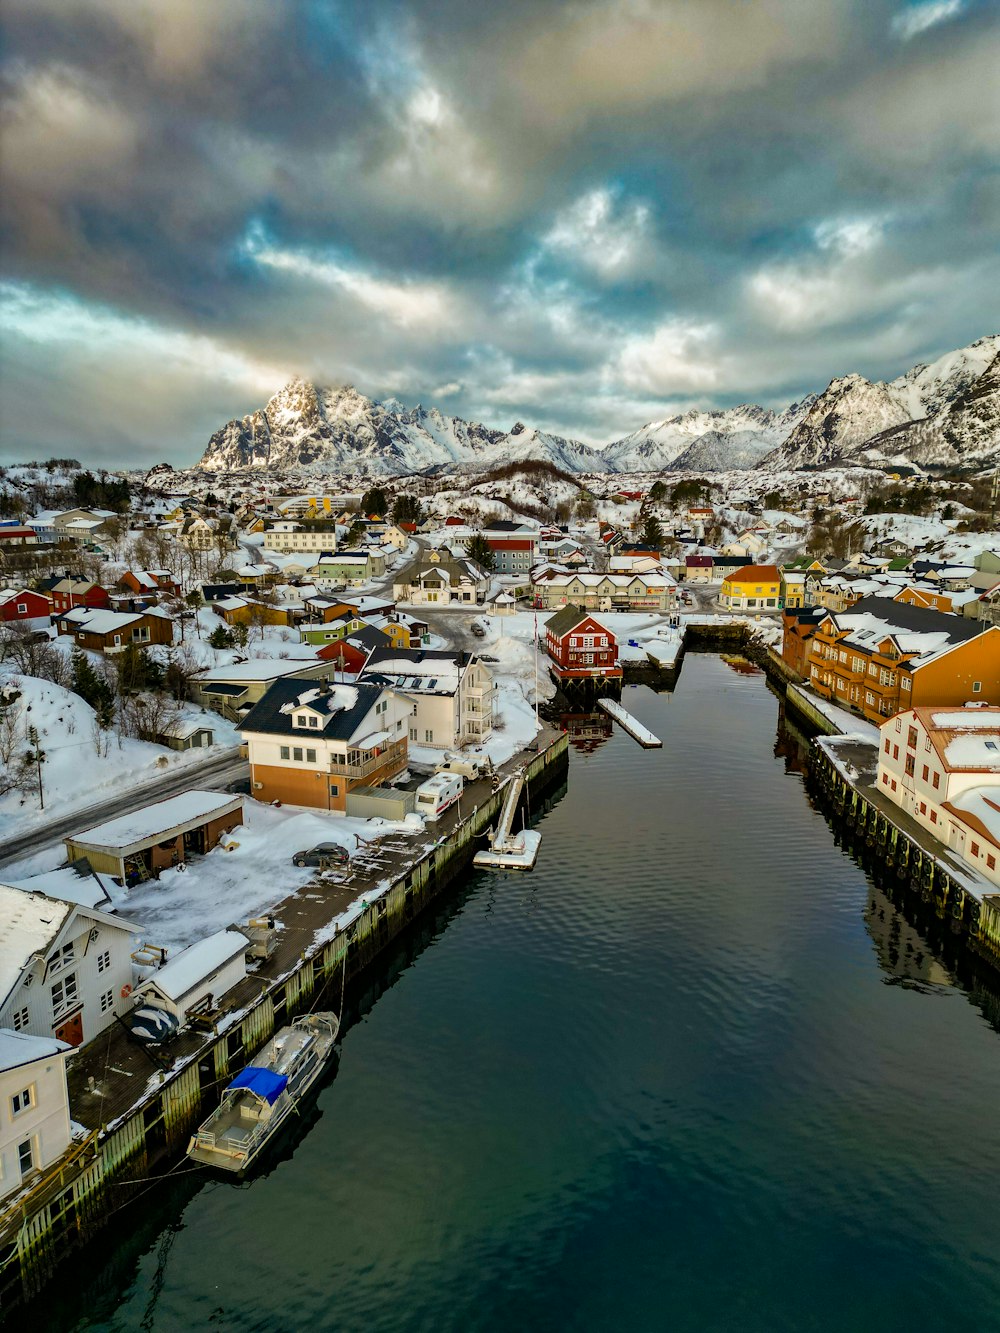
left=45, top=655, right=1000, bottom=1332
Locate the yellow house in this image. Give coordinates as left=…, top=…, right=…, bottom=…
left=780, top=570, right=806, bottom=609
left=720, top=564, right=782, bottom=610
left=379, top=619, right=412, bottom=649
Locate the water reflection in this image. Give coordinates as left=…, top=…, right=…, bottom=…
left=864, top=884, right=954, bottom=990
left=558, top=711, right=613, bottom=754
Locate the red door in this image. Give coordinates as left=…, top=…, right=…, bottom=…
left=54, top=1011, right=84, bottom=1047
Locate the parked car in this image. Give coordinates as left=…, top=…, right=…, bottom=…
left=292, top=843, right=349, bottom=868
left=470, top=621, right=486, bottom=638
left=225, top=777, right=251, bottom=794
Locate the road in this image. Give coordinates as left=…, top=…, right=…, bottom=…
left=0, top=747, right=249, bottom=870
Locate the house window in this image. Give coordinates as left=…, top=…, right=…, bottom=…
left=919, top=802, right=926, bottom=814
left=932, top=772, right=940, bottom=790
left=895, top=718, right=901, bottom=731
left=49, top=943, right=74, bottom=975
left=16, top=603, right=26, bottom=614
left=922, top=765, right=929, bottom=781
left=280, top=745, right=290, bottom=760
left=907, top=727, right=917, bottom=749
left=892, top=745, right=899, bottom=760
left=881, top=772, right=888, bottom=785
left=306, top=749, right=316, bottom=764
left=973, top=681, right=982, bottom=693
left=330, top=783, right=339, bottom=796
left=971, top=842, right=980, bottom=857
left=17, top=1140, right=34, bottom=1178
left=11, top=1087, right=33, bottom=1116
left=99, top=989, right=115, bottom=1013
left=890, top=779, right=897, bottom=791
left=12, top=1007, right=29, bottom=1031
left=924, top=737, right=931, bottom=751
left=905, top=755, right=915, bottom=777
left=409, top=727, right=417, bottom=741
left=930, top=810, right=938, bottom=824
left=424, top=730, right=433, bottom=743
left=988, top=855, right=997, bottom=871
left=883, top=739, right=890, bottom=753
left=51, top=972, right=78, bottom=1017
left=97, top=950, right=111, bottom=973
left=293, top=747, right=303, bottom=762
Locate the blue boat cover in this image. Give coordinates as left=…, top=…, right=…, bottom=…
left=227, top=1066, right=288, bottom=1104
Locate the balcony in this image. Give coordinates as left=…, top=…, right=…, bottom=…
left=328, top=738, right=407, bottom=780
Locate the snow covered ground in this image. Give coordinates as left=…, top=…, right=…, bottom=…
left=0, top=672, right=238, bottom=839
left=4, top=799, right=429, bottom=955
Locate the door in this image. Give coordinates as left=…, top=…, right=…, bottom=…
left=55, top=1011, right=84, bottom=1047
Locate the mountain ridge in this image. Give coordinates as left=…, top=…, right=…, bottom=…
left=197, top=335, right=1000, bottom=474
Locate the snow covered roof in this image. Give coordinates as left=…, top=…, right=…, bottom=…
left=68, top=791, right=243, bottom=853
left=945, top=788, right=1000, bottom=850
left=134, top=928, right=248, bottom=1004
left=0, top=885, right=71, bottom=1008
left=0, top=1029, right=69, bottom=1073
left=241, top=677, right=387, bottom=742
left=60, top=609, right=143, bottom=635
left=195, top=659, right=319, bottom=683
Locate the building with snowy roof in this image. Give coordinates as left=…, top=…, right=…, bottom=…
left=0, top=1029, right=72, bottom=1202
left=805, top=597, right=1000, bottom=724
left=877, top=706, right=1000, bottom=889
left=240, top=678, right=410, bottom=811
left=130, top=928, right=249, bottom=1024
left=64, top=791, right=244, bottom=885
left=360, top=648, right=494, bottom=750
left=0, top=884, right=139, bottom=1050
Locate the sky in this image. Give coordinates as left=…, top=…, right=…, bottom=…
left=1, top=0, right=998, bottom=468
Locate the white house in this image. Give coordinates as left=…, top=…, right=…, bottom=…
left=361, top=649, right=494, bottom=750
left=0, top=1030, right=72, bottom=1201
left=131, top=929, right=249, bottom=1023
left=877, top=706, right=1000, bottom=887
left=262, top=521, right=338, bottom=554
left=0, top=885, right=140, bottom=1050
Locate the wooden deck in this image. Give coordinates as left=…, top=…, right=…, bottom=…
left=65, top=727, right=562, bottom=1131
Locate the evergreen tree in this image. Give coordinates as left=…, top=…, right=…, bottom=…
left=208, top=625, right=236, bottom=650
left=361, top=486, right=388, bottom=517
left=391, top=493, right=422, bottom=525
left=640, top=514, right=663, bottom=547
left=116, top=644, right=163, bottom=694
left=466, top=533, right=495, bottom=572
left=70, top=647, right=115, bottom=720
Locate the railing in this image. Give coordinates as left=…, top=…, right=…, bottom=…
left=328, top=740, right=407, bottom=779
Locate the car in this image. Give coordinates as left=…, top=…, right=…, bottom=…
left=470, top=621, right=486, bottom=638
left=225, top=778, right=251, bottom=795
left=292, top=842, right=349, bottom=869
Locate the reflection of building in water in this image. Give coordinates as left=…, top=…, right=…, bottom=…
left=720, top=654, right=763, bottom=677
left=864, top=885, right=953, bottom=987
left=560, top=711, right=614, bottom=755
left=774, top=701, right=811, bottom=775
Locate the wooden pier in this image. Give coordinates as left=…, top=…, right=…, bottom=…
left=0, top=729, right=569, bottom=1312
left=597, top=697, right=662, bottom=747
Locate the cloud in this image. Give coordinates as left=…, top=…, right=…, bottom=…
left=542, top=186, right=654, bottom=279
left=890, top=0, right=966, bottom=41
left=613, top=318, right=722, bottom=395
left=241, top=225, right=463, bottom=332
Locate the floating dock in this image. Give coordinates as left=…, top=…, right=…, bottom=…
left=597, top=697, right=662, bottom=748
left=473, top=771, right=542, bottom=871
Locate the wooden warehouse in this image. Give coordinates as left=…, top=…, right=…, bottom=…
left=64, top=791, right=244, bottom=886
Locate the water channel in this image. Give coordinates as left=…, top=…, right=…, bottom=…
left=44, top=654, right=1000, bottom=1332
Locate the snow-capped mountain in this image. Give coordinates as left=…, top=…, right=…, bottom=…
left=197, top=336, right=1000, bottom=475
left=198, top=379, right=606, bottom=475
left=604, top=400, right=815, bottom=472
left=762, top=335, right=999, bottom=469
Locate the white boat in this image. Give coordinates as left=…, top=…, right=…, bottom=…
left=187, top=1012, right=339, bottom=1174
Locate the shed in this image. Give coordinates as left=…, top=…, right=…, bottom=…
left=155, top=717, right=216, bottom=751
left=345, top=786, right=416, bottom=819
left=130, top=928, right=249, bottom=1022
left=64, top=791, right=244, bottom=885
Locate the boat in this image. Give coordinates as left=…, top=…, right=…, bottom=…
left=187, top=1012, right=340, bottom=1174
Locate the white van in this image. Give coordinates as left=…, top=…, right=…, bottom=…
left=415, top=772, right=464, bottom=822
left=435, top=755, right=484, bottom=781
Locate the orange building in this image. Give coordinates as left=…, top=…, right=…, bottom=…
left=805, top=596, right=1000, bottom=724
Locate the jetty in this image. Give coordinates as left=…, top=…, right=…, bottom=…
left=473, top=770, right=541, bottom=871
left=597, top=697, right=662, bottom=748
left=0, top=728, right=569, bottom=1312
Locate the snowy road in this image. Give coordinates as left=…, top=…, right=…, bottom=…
left=0, top=747, right=248, bottom=870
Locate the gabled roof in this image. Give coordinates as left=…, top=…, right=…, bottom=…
left=724, top=564, right=780, bottom=583
left=241, top=677, right=386, bottom=741
left=545, top=604, right=595, bottom=638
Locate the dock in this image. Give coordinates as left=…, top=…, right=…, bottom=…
left=473, top=770, right=541, bottom=871
left=0, top=728, right=570, bottom=1311
left=597, top=697, right=662, bottom=748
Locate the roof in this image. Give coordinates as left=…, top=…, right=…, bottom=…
left=723, top=564, right=781, bottom=583
left=821, top=596, right=985, bottom=665
left=0, top=1029, right=69, bottom=1073
left=545, top=604, right=601, bottom=638
left=68, top=791, right=243, bottom=854
left=241, top=677, right=386, bottom=741
left=360, top=648, right=474, bottom=695
left=195, top=658, right=319, bottom=684
left=135, top=928, right=248, bottom=1004
left=228, top=1065, right=287, bottom=1104
left=59, top=609, right=143, bottom=635
left=0, top=886, right=72, bottom=1010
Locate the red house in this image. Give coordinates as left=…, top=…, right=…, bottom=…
left=50, top=578, right=111, bottom=615
left=0, top=588, right=51, bottom=622
left=544, top=605, right=621, bottom=682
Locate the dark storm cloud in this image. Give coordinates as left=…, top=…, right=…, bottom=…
left=1, top=0, right=997, bottom=463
